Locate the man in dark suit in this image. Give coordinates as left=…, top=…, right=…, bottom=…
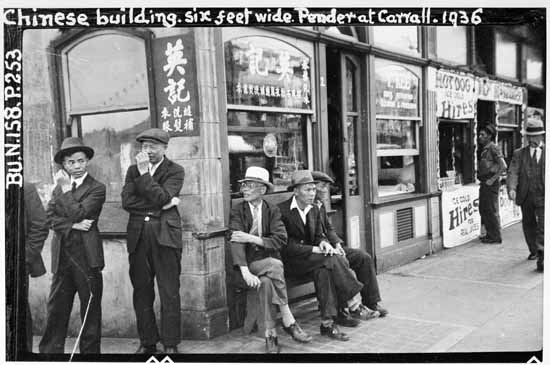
left=39, top=138, right=106, bottom=354
left=24, top=182, right=49, bottom=352
left=278, top=170, right=373, bottom=342
left=311, top=171, right=388, bottom=324
left=507, top=118, right=545, bottom=272
left=121, top=128, right=185, bottom=354
left=229, top=166, right=311, bottom=353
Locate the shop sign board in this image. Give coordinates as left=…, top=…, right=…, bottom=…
left=442, top=185, right=481, bottom=248
left=375, top=64, right=419, bottom=117
left=153, top=33, right=200, bottom=137
left=499, top=184, right=522, bottom=228
left=435, top=69, right=476, bottom=119
left=476, top=77, right=524, bottom=105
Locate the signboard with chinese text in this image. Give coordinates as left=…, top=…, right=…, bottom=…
left=225, top=36, right=312, bottom=110
left=375, top=62, right=419, bottom=117
left=442, top=185, right=481, bottom=248
left=435, top=69, right=476, bottom=119
left=499, top=184, right=522, bottom=228
left=476, top=78, right=524, bottom=105
left=153, top=34, right=200, bottom=136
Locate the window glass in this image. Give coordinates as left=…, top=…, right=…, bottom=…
left=438, top=121, right=473, bottom=187
left=525, top=45, right=543, bottom=85
left=377, top=119, right=417, bottom=151
left=495, top=32, right=517, bottom=79
left=496, top=102, right=518, bottom=126
left=378, top=156, right=417, bottom=197
left=436, top=27, right=467, bottom=64
left=497, top=130, right=515, bottom=167
left=373, top=26, right=419, bottom=54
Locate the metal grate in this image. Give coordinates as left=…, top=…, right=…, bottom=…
left=396, top=207, right=414, bottom=242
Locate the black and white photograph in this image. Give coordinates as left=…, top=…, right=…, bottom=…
left=2, top=2, right=547, bottom=363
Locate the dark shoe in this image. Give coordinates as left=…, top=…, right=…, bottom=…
left=163, top=346, right=179, bottom=354
left=135, top=344, right=157, bottom=354
left=334, top=310, right=360, bottom=327
left=481, top=238, right=502, bottom=244
left=283, top=322, right=312, bottom=343
left=350, top=304, right=380, bottom=320
left=320, top=323, right=349, bottom=341
left=528, top=253, right=538, bottom=260
left=265, top=335, right=280, bottom=353
left=369, top=303, right=388, bottom=317
left=536, top=261, right=544, bottom=273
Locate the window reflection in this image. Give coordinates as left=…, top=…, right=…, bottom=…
left=377, top=119, right=417, bottom=150
left=373, top=26, right=419, bottom=54
left=436, top=27, right=467, bottom=64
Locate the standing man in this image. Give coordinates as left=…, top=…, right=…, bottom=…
left=278, top=170, right=375, bottom=342
left=24, top=182, right=49, bottom=352
left=507, top=118, right=545, bottom=272
left=121, top=128, right=185, bottom=354
left=39, top=138, right=106, bottom=354
left=311, top=171, right=388, bottom=324
left=229, top=166, right=311, bottom=353
left=477, top=124, right=507, bottom=244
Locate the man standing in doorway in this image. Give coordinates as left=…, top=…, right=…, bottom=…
left=121, top=128, right=185, bottom=354
left=507, top=118, right=545, bottom=272
left=39, top=138, right=106, bottom=354
left=477, top=124, right=507, bottom=244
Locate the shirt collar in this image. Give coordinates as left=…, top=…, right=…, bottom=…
left=70, top=172, right=88, bottom=188
left=248, top=200, right=263, bottom=213
left=290, top=196, right=312, bottom=214
left=149, top=157, right=165, bottom=174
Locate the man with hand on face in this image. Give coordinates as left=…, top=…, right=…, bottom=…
left=229, top=166, right=311, bottom=354
left=121, top=128, right=185, bottom=354
left=507, top=118, right=545, bottom=272
left=39, top=137, right=106, bottom=354
left=278, top=170, right=375, bottom=342
left=312, top=171, right=388, bottom=325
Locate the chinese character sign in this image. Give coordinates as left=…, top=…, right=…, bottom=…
left=375, top=62, right=419, bottom=118
left=153, top=34, right=200, bottom=136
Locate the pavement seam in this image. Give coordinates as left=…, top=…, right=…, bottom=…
left=396, top=272, right=541, bottom=290
left=424, top=326, right=476, bottom=352
left=387, top=314, right=476, bottom=331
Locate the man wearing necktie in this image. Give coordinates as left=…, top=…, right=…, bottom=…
left=477, top=124, right=507, bottom=244
left=121, top=128, right=185, bottom=354
left=39, top=137, right=106, bottom=353
left=507, top=118, right=545, bottom=272
left=229, top=167, right=312, bottom=353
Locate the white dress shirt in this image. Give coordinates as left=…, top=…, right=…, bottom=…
left=290, top=196, right=312, bottom=225
left=530, top=146, right=542, bottom=163
left=248, top=201, right=263, bottom=236
left=70, top=172, right=88, bottom=189
left=149, top=157, right=165, bottom=176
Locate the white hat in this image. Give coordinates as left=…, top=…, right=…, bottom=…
left=238, top=166, right=274, bottom=192
left=522, top=117, right=545, bottom=136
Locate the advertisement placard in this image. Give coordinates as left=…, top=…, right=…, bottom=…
left=442, top=185, right=481, bottom=248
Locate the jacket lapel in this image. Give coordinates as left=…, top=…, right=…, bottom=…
left=242, top=201, right=253, bottom=233
left=290, top=206, right=305, bottom=236
left=72, top=174, right=93, bottom=201
left=152, top=157, right=170, bottom=182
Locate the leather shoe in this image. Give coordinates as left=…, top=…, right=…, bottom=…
left=283, top=322, right=312, bottom=343
left=320, top=323, right=349, bottom=341
left=537, top=261, right=544, bottom=273
left=481, top=238, right=502, bottom=244
left=163, top=346, right=179, bottom=354
left=135, top=344, right=157, bottom=354
left=528, top=253, right=538, bottom=260
left=369, top=303, right=388, bottom=317
left=350, top=304, right=380, bottom=320
left=265, top=335, right=280, bottom=353
left=334, top=310, right=360, bottom=327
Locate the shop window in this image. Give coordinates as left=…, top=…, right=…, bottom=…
left=373, top=26, right=419, bottom=55
left=438, top=120, right=474, bottom=186
left=324, top=26, right=359, bottom=41
left=524, top=45, right=543, bottom=86
left=225, top=36, right=312, bottom=197
left=497, top=129, right=515, bottom=167
left=375, top=59, right=421, bottom=197
left=496, top=101, right=519, bottom=127
left=495, top=32, right=518, bottom=79
left=55, top=31, right=152, bottom=233
left=436, top=27, right=467, bottom=65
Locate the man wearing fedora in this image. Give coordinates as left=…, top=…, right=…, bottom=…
left=278, top=170, right=370, bottom=342
left=229, top=166, right=312, bottom=353
left=507, top=118, right=545, bottom=272
left=121, top=128, right=185, bottom=353
left=39, top=137, right=106, bottom=354
left=477, top=124, right=507, bottom=244
left=312, top=171, right=388, bottom=323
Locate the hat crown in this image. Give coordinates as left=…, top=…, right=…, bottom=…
left=136, top=128, right=170, bottom=144
left=524, top=118, right=545, bottom=135
left=243, top=166, right=270, bottom=183
left=60, top=137, right=87, bottom=150
left=290, top=170, right=315, bottom=186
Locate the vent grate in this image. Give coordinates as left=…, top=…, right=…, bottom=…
left=396, top=207, right=414, bottom=242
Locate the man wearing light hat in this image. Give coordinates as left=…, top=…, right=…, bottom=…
left=39, top=137, right=106, bottom=354
left=229, top=166, right=312, bottom=353
left=121, top=128, right=185, bottom=353
left=507, top=118, right=545, bottom=272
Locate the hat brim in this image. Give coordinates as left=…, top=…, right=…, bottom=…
left=54, top=146, right=94, bottom=164
left=238, top=177, right=274, bottom=192
left=137, top=136, right=168, bottom=144
left=286, top=180, right=318, bottom=192
left=522, top=130, right=545, bottom=136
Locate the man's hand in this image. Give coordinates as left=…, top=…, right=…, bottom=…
left=136, top=151, right=150, bottom=175
left=55, top=169, right=72, bottom=193
left=240, top=267, right=261, bottom=289
left=334, top=243, right=346, bottom=256
left=508, top=190, right=516, bottom=201
left=318, top=240, right=337, bottom=256
left=72, top=219, right=94, bottom=231
left=485, top=178, right=496, bottom=186
left=162, top=196, right=180, bottom=210
left=231, top=231, right=262, bottom=245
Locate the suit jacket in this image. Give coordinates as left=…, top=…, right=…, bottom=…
left=47, top=174, right=106, bottom=274
left=507, top=145, right=545, bottom=206
left=315, top=200, right=343, bottom=246
left=228, top=199, right=287, bottom=267
left=121, top=157, right=185, bottom=253
left=24, top=182, right=48, bottom=277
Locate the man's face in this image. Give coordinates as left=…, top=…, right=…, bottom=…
left=315, top=181, right=330, bottom=200
left=240, top=181, right=266, bottom=202
left=527, top=134, right=544, bottom=148
left=141, top=141, right=167, bottom=164
left=478, top=130, right=491, bottom=146
left=63, top=151, right=89, bottom=179
left=294, top=183, right=316, bottom=206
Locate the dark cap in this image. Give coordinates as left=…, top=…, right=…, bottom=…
left=136, top=128, right=170, bottom=145
left=54, top=137, right=94, bottom=164
left=311, top=171, right=334, bottom=184
left=482, top=124, right=497, bottom=138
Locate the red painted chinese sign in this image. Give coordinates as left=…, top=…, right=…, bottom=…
left=153, top=33, right=200, bottom=136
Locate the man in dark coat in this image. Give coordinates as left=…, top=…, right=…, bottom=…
left=278, top=170, right=374, bottom=342
left=477, top=124, right=507, bottom=244
left=507, top=118, right=545, bottom=272
left=312, top=171, right=388, bottom=323
left=39, top=137, right=106, bottom=354
left=24, top=182, right=49, bottom=352
left=229, top=166, right=311, bottom=353
left=121, top=128, right=185, bottom=354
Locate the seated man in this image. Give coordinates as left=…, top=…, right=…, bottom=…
left=229, top=167, right=311, bottom=354
left=278, top=170, right=376, bottom=342
left=312, top=171, right=388, bottom=324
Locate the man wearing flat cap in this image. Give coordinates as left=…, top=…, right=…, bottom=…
left=229, top=166, right=311, bottom=353
left=278, top=170, right=373, bottom=342
left=39, top=137, right=106, bottom=354
left=121, top=128, right=185, bottom=353
left=477, top=124, right=507, bottom=244
left=507, top=118, right=545, bottom=272
left=312, top=171, right=388, bottom=323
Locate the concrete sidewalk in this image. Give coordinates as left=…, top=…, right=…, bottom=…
left=33, top=222, right=543, bottom=355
